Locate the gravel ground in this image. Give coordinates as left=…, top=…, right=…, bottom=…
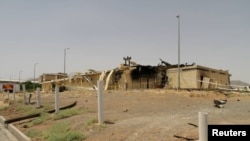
left=1, top=89, right=250, bottom=141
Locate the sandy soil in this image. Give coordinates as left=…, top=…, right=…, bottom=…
left=1, top=89, right=250, bottom=141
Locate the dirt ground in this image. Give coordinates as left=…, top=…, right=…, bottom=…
left=1, top=89, right=250, bottom=141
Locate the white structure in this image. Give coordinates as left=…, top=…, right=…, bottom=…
left=0, top=79, right=24, bottom=93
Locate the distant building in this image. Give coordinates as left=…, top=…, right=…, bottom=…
left=40, top=73, right=68, bottom=82
left=0, top=79, right=23, bottom=92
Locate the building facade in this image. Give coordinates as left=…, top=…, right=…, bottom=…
left=0, top=79, right=23, bottom=92
left=167, top=65, right=231, bottom=89
left=39, top=59, right=231, bottom=92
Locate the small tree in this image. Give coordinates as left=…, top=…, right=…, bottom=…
left=22, top=81, right=41, bottom=92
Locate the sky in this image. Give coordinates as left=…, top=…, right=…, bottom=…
left=0, top=0, right=250, bottom=83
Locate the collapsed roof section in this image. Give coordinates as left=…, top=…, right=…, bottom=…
left=40, top=57, right=230, bottom=91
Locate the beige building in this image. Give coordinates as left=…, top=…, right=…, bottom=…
left=167, top=65, right=231, bottom=89
left=39, top=58, right=231, bottom=91
left=40, top=73, right=68, bottom=82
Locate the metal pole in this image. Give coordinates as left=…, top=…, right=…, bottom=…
left=19, top=70, right=22, bottom=93
left=64, top=48, right=70, bottom=74
left=19, top=71, right=22, bottom=84
left=55, top=86, right=59, bottom=114
left=199, top=112, right=208, bottom=141
left=36, top=87, right=41, bottom=108
left=64, top=49, right=66, bottom=73
left=13, top=87, right=15, bottom=102
left=13, top=85, right=16, bottom=111
left=33, top=63, right=38, bottom=90
left=177, top=15, right=180, bottom=90
left=7, top=90, right=9, bottom=100
left=22, top=84, right=27, bottom=104
left=97, top=80, right=104, bottom=125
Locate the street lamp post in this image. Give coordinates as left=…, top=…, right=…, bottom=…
left=64, top=48, right=70, bottom=74
left=177, top=15, right=180, bottom=90
left=19, top=70, right=22, bottom=84
left=33, top=63, right=38, bottom=90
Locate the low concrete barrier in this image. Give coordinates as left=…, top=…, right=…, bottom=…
left=0, top=116, right=5, bottom=124
left=0, top=116, right=31, bottom=141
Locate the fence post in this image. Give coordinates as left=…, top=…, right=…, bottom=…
left=7, top=90, right=10, bottom=100
left=36, top=88, right=41, bottom=108
left=13, top=87, right=16, bottom=102
left=199, top=112, right=208, bottom=141
left=22, top=84, right=27, bottom=104
left=55, top=86, right=59, bottom=114
left=97, top=80, right=104, bottom=125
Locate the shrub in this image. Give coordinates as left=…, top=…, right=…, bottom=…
left=32, top=113, right=50, bottom=125
left=0, top=106, right=8, bottom=111
left=25, top=129, right=43, bottom=139
left=46, top=122, right=85, bottom=141
left=86, top=118, right=98, bottom=126
left=15, top=104, right=36, bottom=114
left=53, top=108, right=81, bottom=120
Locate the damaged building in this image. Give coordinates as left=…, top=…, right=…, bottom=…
left=39, top=57, right=231, bottom=92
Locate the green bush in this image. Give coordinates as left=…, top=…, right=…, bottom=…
left=15, top=103, right=46, bottom=115
left=22, top=81, right=41, bottom=92
left=16, top=104, right=36, bottom=114
left=47, top=131, right=85, bottom=141
left=32, top=113, right=50, bottom=125
left=32, top=118, right=43, bottom=125
left=17, top=99, right=23, bottom=103
left=86, top=118, right=98, bottom=126
left=53, top=108, right=81, bottom=120
left=0, top=106, right=8, bottom=111
left=25, top=129, right=43, bottom=139
left=46, top=122, right=85, bottom=141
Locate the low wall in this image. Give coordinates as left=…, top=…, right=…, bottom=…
left=0, top=116, right=31, bottom=141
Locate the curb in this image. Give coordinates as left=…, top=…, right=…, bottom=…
left=0, top=116, right=31, bottom=141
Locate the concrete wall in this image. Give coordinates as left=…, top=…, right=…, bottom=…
left=167, top=65, right=230, bottom=89
left=40, top=73, right=68, bottom=82
left=40, top=72, right=102, bottom=92
left=167, top=68, right=198, bottom=89
left=196, top=67, right=230, bottom=88
left=40, top=65, right=230, bottom=91
left=117, top=69, right=132, bottom=90
left=0, top=84, right=2, bottom=92
left=181, top=69, right=198, bottom=88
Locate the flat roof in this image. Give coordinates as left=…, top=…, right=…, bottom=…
left=0, top=79, right=25, bottom=83
left=168, top=65, right=229, bottom=73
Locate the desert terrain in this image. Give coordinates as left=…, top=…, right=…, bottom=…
left=1, top=89, right=250, bottom=141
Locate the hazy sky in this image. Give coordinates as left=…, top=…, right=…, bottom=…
left=0, top=0, right=250, bottom=83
